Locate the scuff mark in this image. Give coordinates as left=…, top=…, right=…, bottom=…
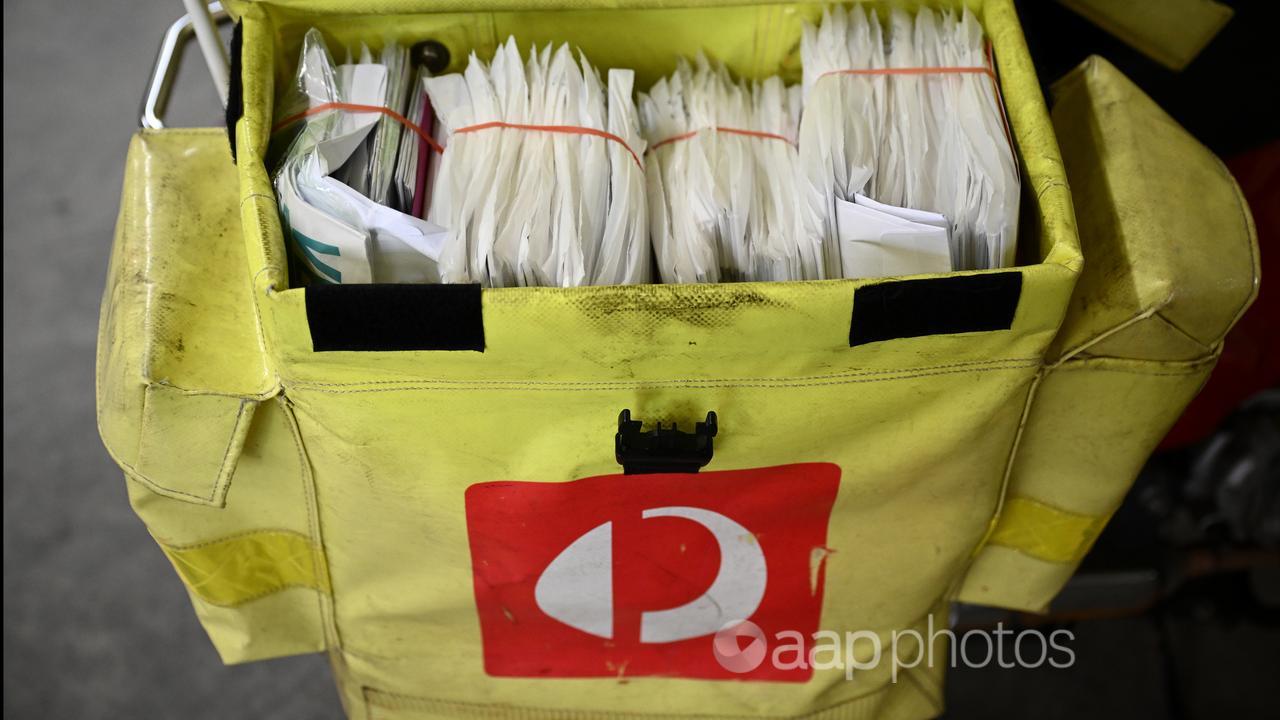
left=810, top=545, right=836, bottom=595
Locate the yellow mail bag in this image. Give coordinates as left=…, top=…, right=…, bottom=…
left=97, top=1, right=1258, bottom=718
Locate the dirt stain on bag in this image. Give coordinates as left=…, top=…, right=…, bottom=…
left=569, top=283, right=785, bottom=331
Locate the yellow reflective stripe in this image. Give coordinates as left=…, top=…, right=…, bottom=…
left=987, top=497, right=1108, bottom=565
left=159, top=530, right=330, bottom=606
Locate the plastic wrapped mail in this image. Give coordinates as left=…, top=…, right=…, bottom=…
left=423, top=39, right=649, bottom=287
left=800, top=6, right=1020, bottom=277
left=273, top=30, right=446, bottom=284
left=639, top=55, right=822, bottom=284
left=329, top=42, right=412, bottom=206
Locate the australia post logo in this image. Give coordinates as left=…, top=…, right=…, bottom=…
left=463, top=463, right=840, bottom=680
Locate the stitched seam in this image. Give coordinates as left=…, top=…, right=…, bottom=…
left=210, top=399, right=251, bottom=503
left=285, top=357, right=1043, bottom=390
left=1151, top=308, right=1212, bottom=352
left=282, top=395, right=343, bottom=650
left=239, top=251, right=278, bottom=395
left=245, top=189, right=288, bottom=289
left=1052, top=356, right=1218, bottom=377
left=363, top=680, right=896, bottom=720
left=289, top=362, right=1041, bottom=395
left=159, top=531, right=318, bottom=607
left=1210, top=151, right=1263, bottom=333
left=155, top=530, right=323, bottom=608
left=258, top=1, right=796, bottom=18
left=138, top=142, right=159, bottom=398
left=241, top=191, right=276, bottom=208
left=124, top=397, right=249, bottom=504
left=250, top=264, right=285, bottom=393
left=1035, top=177, right=1069, bottom=199
left=988, top=537, right=1104, bottom=567
left=1051, top=303, right=1166, bottom=368
left=155, top=528, right=311, bottom=551
left=1058, top=367, right=1213, bottom=378
left=958, top=348, right=1217, bottom=584
left=185, top=582, right=320, bottom=609
left=124, top=463, right=219, bottom=503
left=948, top=367, right=1044, bottom=600
left=106, top=391, right=261, bottom=505
left=146, top=381, right=278, bottom=400
left=97, top=143, right=141, bottom=451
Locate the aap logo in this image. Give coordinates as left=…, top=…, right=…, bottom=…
left=464, top=463, right=840, bottom=680
left=713, top=620, right=769, bottom=673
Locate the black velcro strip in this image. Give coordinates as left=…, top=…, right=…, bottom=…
left=849, top=272, right=1022, bottom=347
left=225, top=20, right=244, bottom=161
left=306, top=284, right=485, bottom=352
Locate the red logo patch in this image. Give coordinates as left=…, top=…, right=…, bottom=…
left=464, top=463, right=840, bottom=680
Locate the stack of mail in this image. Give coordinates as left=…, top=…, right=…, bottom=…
left=800, top=6, right=1019, bottom=278
left=639, top=55, right=822, bottom=284
left=273, top=8, right=1021, bottom=288
left=798, top=5, right=887, bottom=278
left=273, top=30, right=446, bottom=284
left=423, top=39, right=649, bottom=287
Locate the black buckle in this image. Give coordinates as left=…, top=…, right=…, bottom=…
left=615, top=409, right=717, bottom=475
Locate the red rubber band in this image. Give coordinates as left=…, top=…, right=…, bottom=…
left=817, top=45, right=1018, bottom=172
left=271, top=49, right=1016, bottom=177
left=453, top=120, right=644, bottom=170
left=271, top=104, right=644, bottom=170
left=649, top=126, right=796, bottom=153
left=272, top=101, right=445, bottom=154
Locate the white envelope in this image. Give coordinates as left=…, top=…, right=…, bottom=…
left=854, top=193, right=950, bottom=229
left=835, top=196, right=952, bottom=279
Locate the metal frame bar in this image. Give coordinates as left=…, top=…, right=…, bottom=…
left=140, top=1, right=230, bottom=129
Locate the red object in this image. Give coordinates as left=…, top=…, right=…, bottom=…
left=464, top=463, right=841, bottom=681
left=272, top=101, right=446, bottom=154
left=271, top=103, right=645, bottom=169
left=411, top=92, right=434, bottom=219
left=648, top=126, right=796, bottom=152
left=451, top=120, right=643, bottom=169
left=1162, top=141, right=1279, bottom=448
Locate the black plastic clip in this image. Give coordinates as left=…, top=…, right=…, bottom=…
left=615, top=410, right=718, bottom=475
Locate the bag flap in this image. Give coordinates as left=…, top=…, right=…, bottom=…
left=98, top=130, right=278, bottom=507
left=958, top=57, right=1261, bottom=612
left=1046, top=55, right=1260, bottom=364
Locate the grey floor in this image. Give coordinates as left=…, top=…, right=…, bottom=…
left=3, top=1, right=340, bottom=717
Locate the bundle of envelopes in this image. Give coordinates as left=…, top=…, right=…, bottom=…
left=800, top=6, right=1020, bottom=278
left=424, top=39, right=649, bottom=287
left=273, top=32, right=647, bottom=287
left=639, top=55, right=822, bottom=283
left=272, top=6, right=1018, bottom=287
